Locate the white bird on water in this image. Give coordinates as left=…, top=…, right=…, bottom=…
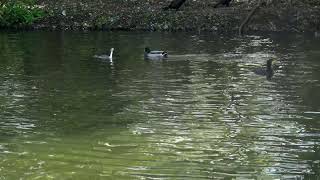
left=94, top=48, right=114, bottom=62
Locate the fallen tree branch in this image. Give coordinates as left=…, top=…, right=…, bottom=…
left=239, top=0, right=266, bottom=36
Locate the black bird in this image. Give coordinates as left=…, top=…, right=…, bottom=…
left=214, top=0, right=233, bottom=8
left=163, top=0, right=187, bottom=10
left=254, top=59, right=275, bottom=80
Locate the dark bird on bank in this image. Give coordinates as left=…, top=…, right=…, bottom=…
left=254, top=59, right=275, bottom=80
left=144, top=47, right=168, bottom=59
left=163, top=0, right=187, bottom=10
left=214, top=0, right=233, bottom=8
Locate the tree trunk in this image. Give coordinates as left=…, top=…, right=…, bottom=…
left=163, top=0, right=187, bottom=10
left=238, top=0, right=265, bottom=36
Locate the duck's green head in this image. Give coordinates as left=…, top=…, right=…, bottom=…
left=145, top=47, right=151, bottom=53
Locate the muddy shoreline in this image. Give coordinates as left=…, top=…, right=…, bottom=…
left=3, top=1, right=320, bottom=33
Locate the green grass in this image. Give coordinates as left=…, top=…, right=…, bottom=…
left=0, top=0, right=45, bottom=28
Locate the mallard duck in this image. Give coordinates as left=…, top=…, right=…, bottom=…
left=144, top=47, right=168, bottom=59
left=94, top=48, right=114, bottom=61
left=254, top=59, right=275, bottom=80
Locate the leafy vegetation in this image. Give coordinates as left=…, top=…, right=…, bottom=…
left=0, top=0, right=45, bottom=28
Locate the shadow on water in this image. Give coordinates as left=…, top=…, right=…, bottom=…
left=0, top=31, right=320, bottom=179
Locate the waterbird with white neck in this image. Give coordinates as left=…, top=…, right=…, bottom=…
left=94, top=48, right=114, bottom=62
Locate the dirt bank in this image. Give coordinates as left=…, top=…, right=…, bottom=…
left=32, top=0, right=320, bottom=33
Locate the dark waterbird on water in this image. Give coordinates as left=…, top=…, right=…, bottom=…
left=254, top=59, right=276, bottom=80
left=214, top=0, right=233, bottom=8
left=163, top=0, right=187, bottom=10
left=144, top=47, right=168, bottom=59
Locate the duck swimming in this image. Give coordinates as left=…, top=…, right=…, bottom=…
left=144, top=47, right=168, bottom=59
left=94, top=48, right=114, bottom=61
left=254, top=59, right=275, bottom=80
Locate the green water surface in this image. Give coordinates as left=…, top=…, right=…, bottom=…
left=0, top=31, right=320, bottom=179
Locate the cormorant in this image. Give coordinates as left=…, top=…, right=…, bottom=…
left=214, top=0, right=233, bottom=8
left=254, top=59, right=275, bottom=80
left=163, top=0, right=187, bottom=11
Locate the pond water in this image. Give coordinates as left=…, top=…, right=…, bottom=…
left=0, top=31, right=320, bottom=179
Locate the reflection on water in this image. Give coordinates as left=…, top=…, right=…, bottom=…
left=0, top=31, right=320, bottom=179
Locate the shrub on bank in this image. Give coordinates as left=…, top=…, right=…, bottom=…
left=0, top=0, right=45, bottom=28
